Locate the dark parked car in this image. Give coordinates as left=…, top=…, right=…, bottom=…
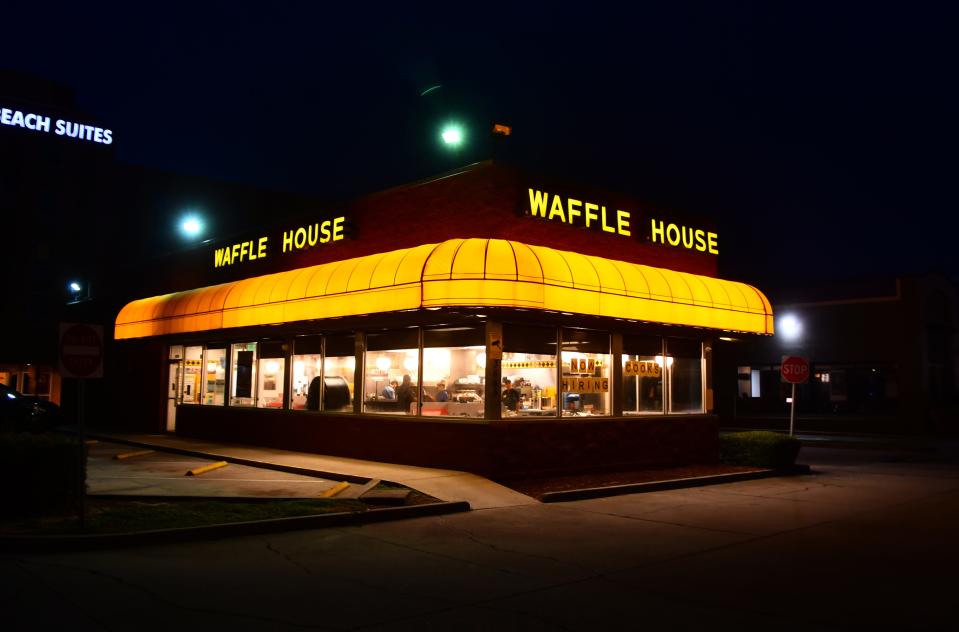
left=0, top=383, right=60, bottom=433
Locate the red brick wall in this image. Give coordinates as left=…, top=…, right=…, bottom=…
left=159, top=162, right=720, bottom=296
left=281, top=163, right=718, bottom=277
left=175, top=406, right=719, bottom=477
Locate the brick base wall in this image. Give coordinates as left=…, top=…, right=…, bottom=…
left=176, top=407, right=718, bottom=477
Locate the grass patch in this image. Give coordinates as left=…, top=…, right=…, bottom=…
left=1, top=497, right=369, bottom=536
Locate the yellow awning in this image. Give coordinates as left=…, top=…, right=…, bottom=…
left=115, top=238, right=773, bottom=339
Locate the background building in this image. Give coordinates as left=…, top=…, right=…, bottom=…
left=0, top=70, right=325, bottom=416
left=714, top=275, right=959, bottom=434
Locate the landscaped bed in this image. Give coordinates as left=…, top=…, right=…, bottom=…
left=1, top=485, right=440, bottom=536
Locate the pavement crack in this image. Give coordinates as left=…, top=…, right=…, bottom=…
left=341, top=524, right=539, bottom=580
left=568, top=505, right=756, bottom=536
left=450, top=524, right=597, bottom=574
left=262, top=536, right=313, bottom=575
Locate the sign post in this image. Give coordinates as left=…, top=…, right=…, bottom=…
left=781, top=355, right=810, bottom=436
left=59, top=323, right=104, bottom=528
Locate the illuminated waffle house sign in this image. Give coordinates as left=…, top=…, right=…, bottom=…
left=525, top=187, right=719, bottom=255
left=213, top=216, right=348, bottom=268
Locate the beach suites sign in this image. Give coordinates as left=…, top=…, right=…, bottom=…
left=1, top=105, right=113, bottom=145
left=525, top=187, right=719, bottom=255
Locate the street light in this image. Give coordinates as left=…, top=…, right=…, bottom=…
left=778, top=313, right=803, bottom=343
left=440, top=123, right=465, bottom=148
left=179, top=214, right=204, bottom=239
left=68, top=281, right=82, bottom=303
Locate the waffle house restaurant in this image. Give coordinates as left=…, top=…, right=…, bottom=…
left=113, top=163, right=773, bottom=476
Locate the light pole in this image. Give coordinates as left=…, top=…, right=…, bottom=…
left=777, top=313, right=806, bottom=435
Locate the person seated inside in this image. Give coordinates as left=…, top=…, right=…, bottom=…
left=382, top=380, right=398, bottom=400
left=435, top=380, right=450, bottom=402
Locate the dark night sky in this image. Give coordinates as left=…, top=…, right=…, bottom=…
left=3, top=2, right=957, bottom=290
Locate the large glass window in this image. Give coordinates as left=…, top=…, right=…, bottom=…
left=561, top=329, right=610, bottom=417
left=230, top=342, right=257, bottom=407
left=291, top=336, right=323, bottom=411
left=364, top=329, right=419, bottom=415
left=666, top=338, right=704, bottom=414
left=323, top=334, right=355, bottom=412
left=502, top=324, right=557, bottom=417
left=421, top=327, right=486, bottom=419
left=203, top=348, right=226, bottom=405
left=257, top=341, right=287, bottom=409
left=623, top=335, right=664, bottom=415
left=181, top=346, right=203, bottom=405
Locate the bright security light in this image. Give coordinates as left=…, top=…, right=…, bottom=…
left=69, top=281, right=82, bottom=293
left=441, top=124, right=464, bottom=147
left=180, top=214, right=204, bottom=239
left=778, top=314, right=803, bottom=342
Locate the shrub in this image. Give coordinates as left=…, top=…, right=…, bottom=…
left=0, top=433, right=86, bottom=518
left=719, top=431, right=801, bottom=468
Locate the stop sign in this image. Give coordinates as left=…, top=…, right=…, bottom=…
left=781, top=355, right=809, bottom=384
left=59, top=323, right=104, bottom=378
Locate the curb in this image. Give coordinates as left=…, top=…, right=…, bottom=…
left=720, top=429, right=941, bottom=453
left=797, top=439, right=937, bottom=452
left=540, top=464, right=812, bottom=503
left=0, top=500, right=471, bottom=554
left=81, top=432, right=372, bottom=485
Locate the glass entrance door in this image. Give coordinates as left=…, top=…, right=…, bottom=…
left=167, top=360, right=182, bottom=432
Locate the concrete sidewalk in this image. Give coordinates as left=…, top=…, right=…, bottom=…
left=87, top=431, right=538, bottom=510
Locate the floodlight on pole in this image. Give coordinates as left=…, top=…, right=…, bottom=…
left=179, top=214, right=204, bottom=239
left=441, top=124, right=464, bottom=148
left=778, top=313, right=803, bottom=342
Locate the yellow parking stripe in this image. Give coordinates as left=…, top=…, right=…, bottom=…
left=113, top=449, right=154, bottom=460
left=186, top=461, right=229, bottom=476
left=320, top=481, right=350, bottom=498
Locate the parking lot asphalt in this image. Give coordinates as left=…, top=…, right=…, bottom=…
left=6, top=443, right=958, bottom=630
left=85, top=440, right=377, bottom=499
